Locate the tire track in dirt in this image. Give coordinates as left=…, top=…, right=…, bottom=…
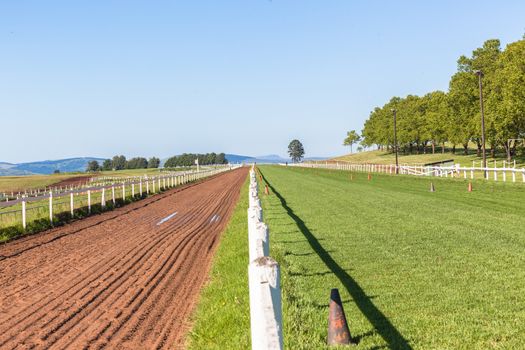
left=0, top=167, right=247, bottom=349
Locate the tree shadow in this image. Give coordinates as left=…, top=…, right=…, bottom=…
left=261, top=171, right=413, bottom=350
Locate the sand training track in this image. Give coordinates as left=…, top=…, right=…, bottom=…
left=0, top=167, right=248, bottom=349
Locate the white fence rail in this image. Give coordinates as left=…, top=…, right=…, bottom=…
left=290, top=161, right=525, bottom=183
left=0, top=165, right=239, bottom=230
left=0, top=165, right=235, bottom=203
left=248, top=167, right=283, bottom=350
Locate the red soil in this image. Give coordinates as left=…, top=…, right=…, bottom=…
left=0, top=167, right=248, bottom=349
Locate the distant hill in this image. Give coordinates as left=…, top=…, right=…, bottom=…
left=0, top=162, right=15, bottom=170
left=225, top=154, right=328, bottom=164
left=226, top=154, right=287, bottom=164
left=224, top=154, right=256, bottom=163
left=0, top=157, right=106, bottom=176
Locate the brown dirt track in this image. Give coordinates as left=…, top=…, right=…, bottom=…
left=0, top=167, right=248, bottom=349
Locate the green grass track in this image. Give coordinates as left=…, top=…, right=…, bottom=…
left=257, top=165, right=525, bottom=349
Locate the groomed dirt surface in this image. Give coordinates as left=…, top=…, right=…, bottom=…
left=50, top=175, right=93, bottom=189
left=0, top=167, right=248, bottom=349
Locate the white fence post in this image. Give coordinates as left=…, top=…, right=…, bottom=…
left=248, top=257, right=283, bottom=350
left=70, top=192, right=74, bottom=216
left=49, top=191, right=53, bottom=223
left=22, top=197, right=26, bottom=230
left=112, top=185, right=116, bottom=205
left=88, top=190, right=91, bottom=213
left=101, top=188, right=106, bottom=208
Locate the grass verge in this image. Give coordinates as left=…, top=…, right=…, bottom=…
left=187, top=176, right=251, bottom=349
left=258, top=165, right=525, bottom=349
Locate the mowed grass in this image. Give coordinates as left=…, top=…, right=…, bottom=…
left=0, top=174, right=87, bottom=193
left=187, top=176, right=251, bottom=349
left=332, top=150, right=525, bottom=167
left=257, top=165, right=525, bottom=349
left=0, top=167, right=191, bottom=193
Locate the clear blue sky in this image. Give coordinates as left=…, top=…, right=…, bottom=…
left=1, top=1, right=524, bottom=163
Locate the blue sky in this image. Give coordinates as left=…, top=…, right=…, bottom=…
left=1, top=1, right=524, bottom=163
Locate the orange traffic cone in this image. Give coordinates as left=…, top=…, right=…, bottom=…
left=468, top=182, right=472, bottom=192
left=264, top=185, right=269, bottom=195
left=430, top=182, right=435, bottom=192
left=327, top=288, right=353, bottom=346
left=367, top=173, right=371, bottom=181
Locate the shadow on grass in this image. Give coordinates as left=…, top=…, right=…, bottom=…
left=260, top=170, right=412, bottom=350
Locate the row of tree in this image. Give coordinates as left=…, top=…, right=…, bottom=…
left=87, top=152, right=229, bottom=172
left=360, top=35, right=525, bottom=159
left=164, top=153, right=227, bottom=167
left=86, top=155, right=160, bottom=172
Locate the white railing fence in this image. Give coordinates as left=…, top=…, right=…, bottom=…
left=248, top=166, right=283, bottom=350
left=289, top=161, right=525, bottom=183
left=0, top=165, right=240, bottom=231
left=0, top=164, right=235, bottom=203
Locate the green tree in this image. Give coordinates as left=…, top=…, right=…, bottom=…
left=86, top=160, right=100, bottom=172
left=112, top=155, right=127, bottom=170
left=288, top=139, right=305, bottom=163
left=127, top=157, right=148, bottom=169
left=216, top=153, right=227, bottom=164
left=343, top=130, right=361, bottom=153
left=148, top=157, right=160, bottom=168
left=101, top=159, right=112, bottom=171
left=488, top=39, right=525, bottom=160
left=422, top=91, right=449, bottom=154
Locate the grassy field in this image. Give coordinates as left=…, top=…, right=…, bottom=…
left=0, top=174, right=88, bottom=193
left=187, top=176, right=251, bottom=349
left=252, top=165, right=525, bottom=349
left=0, top=167, right=191, bottom=194
left=332, top=150, right=525, bottom=168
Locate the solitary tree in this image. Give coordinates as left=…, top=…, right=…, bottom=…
left=343, top=130, right=361, bottom=153
left=86, top=160, right=100, bottom=172
left=288, top=139, right=305, bottom=163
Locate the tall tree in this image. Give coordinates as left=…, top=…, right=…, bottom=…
left=148, top=157, right=160, bottom=168
left=127, top=157, right=148, bottom=169
left=86, top=160, right=100, bottom=172
left=288, top=139, right=305, bottom=163
left=112, top=155, right=127, bottom=170
left=423, top=91, right=449, bottom=154
left=488, top=39, right=525, bottom=160
left=343, top=130, right=361, bottom=153
left=101, top=159, right=112, bottom=171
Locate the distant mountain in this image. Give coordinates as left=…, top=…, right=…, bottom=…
left=0, top=162, right=15, bottom=170
left=225, top=154, right=256, bottom=163
left=0, top=157, right=106, bottom=176
left=255, top=154, right=288, bottom=162
left=225, top=154, right=328, bottom=164
left=225, top=154, right=286, bottom=164
left=304, top=157, right=328, bottom=161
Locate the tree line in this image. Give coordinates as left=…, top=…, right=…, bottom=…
left=86, top=155, right=160, bottom=172
left=164, top=153, right=227, bottom=167
left=87, top=152, right=228, bottom=172
left=360, top=35, right=525, bottom=160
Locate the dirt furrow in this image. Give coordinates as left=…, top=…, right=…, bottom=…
left=0, top=167, right=247, bottom=349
